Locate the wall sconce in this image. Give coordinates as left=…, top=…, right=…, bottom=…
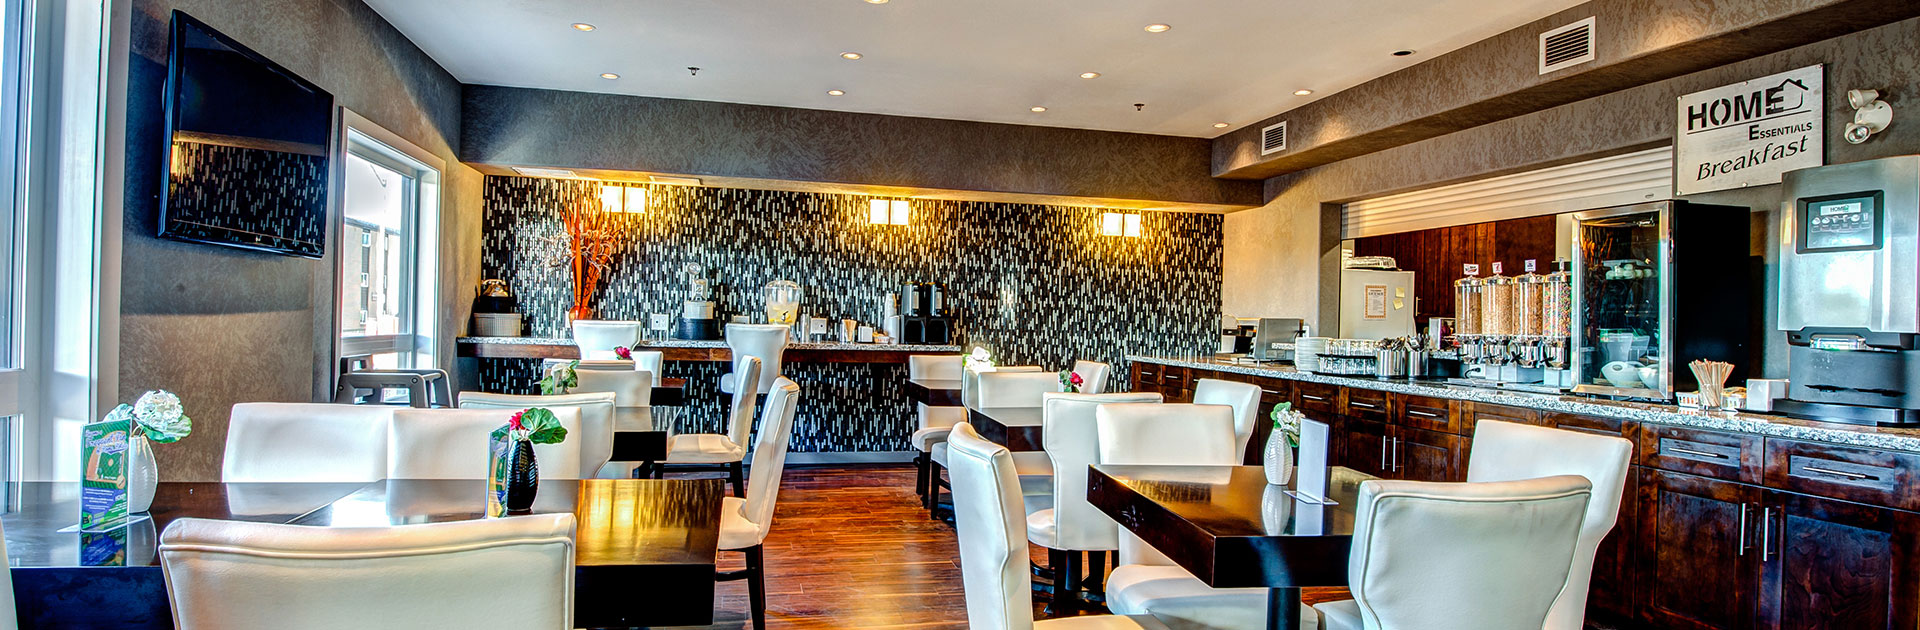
left=1845, top=89, right=1893, bottom=144
left=1101, top=212, right=1142, bottom=237
left=869, top=198, right=910, bottom=225
left=598, top=184, right=647, bottom=213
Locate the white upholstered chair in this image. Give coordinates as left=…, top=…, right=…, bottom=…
left=386, top=407, right=585, bottom=480
left=222, top=403, right=395, bottom=483
left=1191, top=379, right=1263, bottom=463
left=715, top=376, right=801, bottom=630
left=158, top=513, right=576, bottom=630
left=945, top=422, right=1169, bottom=630
left=1028, top=392, right=1163, bottom=611
left=458, top=392, right=616, bottom=479
left=910, top=355, right=968, bottom=502
left=572, top=320, right=641, bottom=359
left=976, top=371, right=1065, bottom=478
left=662, top=357, right=761, bottom=496
left=1071, top=360, right=1113, bottom=395
left=961, top=364, right=1042, bottom=409
left=568, top=367, right=654, bottom=432
left=930, top=364, right=1043, bottom=517
left=1098, top=403, right=1307, bottom=630
left=1312, top=476, right=1593, bottom=630
left=721, top=324, right=789, bottom=395
left=1462, top=420, right=1633, bottom=630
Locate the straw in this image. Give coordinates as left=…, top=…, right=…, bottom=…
left=1690, top=360, right=1734, bottom=407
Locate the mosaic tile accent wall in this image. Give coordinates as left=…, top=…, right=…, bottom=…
left=480, top=175, right=1223, bottom=452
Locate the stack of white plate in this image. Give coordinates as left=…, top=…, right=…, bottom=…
left=1295, top=337, right=1329, bottom=373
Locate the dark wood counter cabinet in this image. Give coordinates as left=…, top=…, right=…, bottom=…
left=1128, top=356, right=1920, bottom=630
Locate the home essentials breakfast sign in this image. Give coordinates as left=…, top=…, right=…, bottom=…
left=1675, top=65, right=1823, bottom=195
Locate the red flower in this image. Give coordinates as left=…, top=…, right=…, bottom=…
left=509, top=410, right=526, bottom=431
left=614, top=346, right=632, bottom=360
left=1070, top=372, right=1084, bottom=385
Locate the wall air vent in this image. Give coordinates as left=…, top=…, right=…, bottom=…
left=1260, top=121, right=1288, bottom=155
left=1539, top=17, right=1596, bottom=75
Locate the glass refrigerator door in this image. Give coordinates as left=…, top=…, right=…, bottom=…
left=1573, top=207, right=1667, bottom=397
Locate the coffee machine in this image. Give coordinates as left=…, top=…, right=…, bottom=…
left=901, top=282, right=954, bottom=345
left=1776, top=156, right=1920, bottom=426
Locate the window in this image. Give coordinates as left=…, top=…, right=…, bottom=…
left=336, top=118, right=441, bottom=376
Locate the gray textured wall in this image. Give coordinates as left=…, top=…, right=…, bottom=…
left=1224, top=14, right=1920, bottom=378
left=461, top=85, right=1261, bottom=209
left=118, top=0, right=481, bottom=481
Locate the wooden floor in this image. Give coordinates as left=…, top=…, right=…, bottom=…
left=675, top=464, right=1349, bottom=630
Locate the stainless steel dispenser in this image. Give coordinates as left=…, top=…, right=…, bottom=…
left=1776, top=156, right=1920, bottom=426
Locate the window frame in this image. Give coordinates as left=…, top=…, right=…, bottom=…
left=331, top=110, right=442, bottom=378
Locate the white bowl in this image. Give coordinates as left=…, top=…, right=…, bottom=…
left=1601, top=361, right=1643, bottom=388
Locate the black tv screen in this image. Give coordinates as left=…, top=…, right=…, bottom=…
left=159, top=11, right=333, bottom=258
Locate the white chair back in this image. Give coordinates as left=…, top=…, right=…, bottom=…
left=739, top=377, right=801, bottom=545
left=1097, top=402, right=1238, bottom=565
left=910, top=355, right=966, bottom=431
left=159, top=514, right=575, bottom=630
left=568, top=368, right=654, bottom=431
left=725, top=324, right=790, bottom=394
left=1467, top=420, right=1633, bottom=630
left=725, top=357, right=763, bottom=447
left=975, top=371, right=1061, bottom=409
left=458, top=392, right=614, bottom=478
left=387, top=407, right=584, bottom=480
left=633, top=350, right=665, bottom=386
left=1042, top=392, right=1162, bottom=551
left=961, top=365, right=1041, bottom=409
left=1348, top=476, right=1591, bottom=630
left=946, top=422, right=1038, bottom=630
left=1191, top=379, right=1263, bottom=461
left=554, top=359, right=633, bottom=371
left=222, top=403, right=395, bottom=483
left=1070, top=360, right=1112, bottom=395
left=572, top=320, right=641, bottom=360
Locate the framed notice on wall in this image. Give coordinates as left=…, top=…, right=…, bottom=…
left=1675, top=65, right=1823, bottom=195
left=1363, top=285, right=1388, bottom=319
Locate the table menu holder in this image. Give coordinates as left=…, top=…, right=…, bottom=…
left=80, top=416, right=131, bottom=531
left=1285, top=418, right=1337, bottom=505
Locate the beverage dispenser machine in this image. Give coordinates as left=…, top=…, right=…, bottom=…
left=1776, top=156, right=1920, bottom=426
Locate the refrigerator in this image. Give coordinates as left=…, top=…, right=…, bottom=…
left=1339, top=269, right=1416, bottom=340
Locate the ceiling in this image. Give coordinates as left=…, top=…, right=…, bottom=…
left=367, top=0, right=1587, bottom=139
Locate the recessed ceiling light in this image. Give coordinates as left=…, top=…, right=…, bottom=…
left=1392, top=49, right=1415, bottom=56
left=1213, top=122, right=1230, bottom=128
left=1294, top=89, right=1314, bottom=96
left=571, top=23, right=595, bottom=31
left=600, top=73, right=619, bottom=80
left=1144, top=24, right=1171, bottom=33
left=841, top=52, right=863, bottom=60
left=1080, top=72, right=1101, bottom=79
left=827, top=89, right=845, bottom=96
left=865, top=0, right=888, bottom=3
left=1031, top=106, right=1047, bottom=113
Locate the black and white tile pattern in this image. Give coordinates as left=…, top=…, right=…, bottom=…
left=480, top=176, right=1223, bottom=452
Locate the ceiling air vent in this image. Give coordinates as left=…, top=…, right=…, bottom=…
left=1539, top=17, right=1596, bottom=75
left=1260, top=121, right=1288, bottom=156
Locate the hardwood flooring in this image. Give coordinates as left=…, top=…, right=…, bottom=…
left=672, top=464, right=1350, bottom=630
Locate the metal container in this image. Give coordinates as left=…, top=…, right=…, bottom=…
left=1375, top=348, right=1408, bottom=378
left=1407, top=350, right=1430, bottom=379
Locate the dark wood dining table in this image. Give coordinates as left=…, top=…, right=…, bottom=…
left=3, top=478, right=723, bottom=629
left=903, top=378, right=963, bottom=406
left=968, top=406, right=1044, bottom=451
left=1088, top=465, right=1372, bottom=630
left=652, top=377, right=689, bottom=407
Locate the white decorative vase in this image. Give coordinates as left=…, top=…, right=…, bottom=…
left=129, top=433, right=159, bottom=513
left=1264, top=430, right=1295, bottom=486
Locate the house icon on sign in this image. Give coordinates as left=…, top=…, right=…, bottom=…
left=1765, top=78, right=1809, bottom=115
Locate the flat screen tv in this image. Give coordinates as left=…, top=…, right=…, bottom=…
left=159, top=10, right=333, bottom=258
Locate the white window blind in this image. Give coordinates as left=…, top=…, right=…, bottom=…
left=1341, top=147, right=1673, bottom=239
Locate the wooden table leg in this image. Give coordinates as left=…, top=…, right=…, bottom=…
left=1268, top=587, right=1301, bottom=630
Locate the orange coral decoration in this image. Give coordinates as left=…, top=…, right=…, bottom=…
left=548, top=189, right=623, bottom=321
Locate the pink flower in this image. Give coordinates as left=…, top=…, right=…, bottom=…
left=509, top=410, right=526, bottom=431
left=614, top=346, right=632, bottom=360
left=1070, top=372, right=1084, bottom=385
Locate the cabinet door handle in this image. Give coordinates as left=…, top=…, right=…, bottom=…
left=1802, top=464, right=1872, bottom=481
left=1737, top=504, right=1749, bottom=556
left=1760, top=507, right=1775, bottom=562
left=1350, top=401, right=1380, bottom=410
left=1666, top=445, right=1727, bottom=460
left=1381, top=436, right=1389, bottom=470
left=1407, top=409, right=1440, bottom=418
left=1303, top=394, right=1328, bottom=402
left=1261, top=389, right=1282, bottom=395
left=1391, top=437, right=1402, bottom=473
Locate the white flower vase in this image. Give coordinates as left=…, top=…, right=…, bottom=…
left=129, top=433, right=159, bottom=513
left=1263, top=429, right=1295, bottom=486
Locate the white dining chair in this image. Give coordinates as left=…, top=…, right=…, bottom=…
left=1071, top=360, right=1113, bottom=395
left=458, top=392, right=616, bottom=479
left=660, top=357, right=761, bottom=496
left=1313, top=476, right=1593, bottom=630
left=549, top=353, right=664, bottom=386
left=931, top=368, right=1058, bottom=519
left=715, top=376, right=801, bottom=630
left=386, top=407, right=585, bottom=480
left=159, top=513, right=576, bottom=630
left=1191, top=379, right=1263, bottom=462
left=909, top=355, right=967, bottom=503
left=1028, top=392, right=1163, bottom=612
left=572, top=320, right=641, bottom=359
left=221, top=403, right=395, bottom=483
left=961, top=364, right=1042, bottom=410
left=1461, top=420, right=1633, bottom=630
left=1098, top=402, right=1307, bottom=630
left=945, top=422, right=1170, bottom=630
left=721, top=324, right=789, bottom=395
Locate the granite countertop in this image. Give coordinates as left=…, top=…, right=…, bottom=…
left=458, top=336, right=961, bottom=352
left=1131, top=354, right=1920, bottom=454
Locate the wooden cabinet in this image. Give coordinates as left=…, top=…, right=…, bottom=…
left=1392, top=425, right=1466, bottom=482
left=1343, top=387, right=1390, bottom=422
left=1642, top=425, right=1763, bottom=484
left=1635, top=468, right=1761, bottom=630
left=1756, top=489, right=1920, bottom=630
left=1159, top=365, right=1192, bottom=402
left=1588, top=470, right=1639, bottom=624
left=1337, top=417, right=1391, bottom=478
left=1130, top=362, right=1160, bottom=395
left=1394, top=393, right=1458, bottom=434
left=1294, top=381, right=1339, bottom=416
left=1246, top=377, right=1292, bottom=466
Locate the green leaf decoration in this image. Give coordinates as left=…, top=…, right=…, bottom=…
left=518, top=407, right=569, bottom=445
left=538, top=361, right=581, bottom=395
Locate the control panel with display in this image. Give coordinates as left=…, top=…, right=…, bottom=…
left=1799, top=191, right=1884, bottom=252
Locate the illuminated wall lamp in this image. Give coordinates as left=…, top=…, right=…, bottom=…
left=869, top=198, right=910, bottom=225
left=598, top=184, right=647, bottom=213
left=1101, top=212, right=1142, bottom=237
